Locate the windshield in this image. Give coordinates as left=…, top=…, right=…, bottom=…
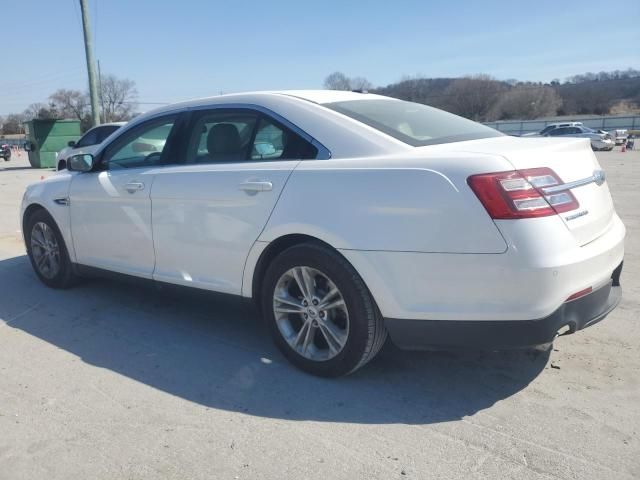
left=324, top=98, right=503, bottom=147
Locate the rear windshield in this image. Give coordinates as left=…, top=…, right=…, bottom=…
left=324, top=98, right=503, bottom=147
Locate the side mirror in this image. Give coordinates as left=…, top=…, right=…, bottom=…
left=254, top=142, right=277, bottom=157
left=67, top=153, right=95, bottom=172
left=68, top=140, right=76, bottom=148
left=23, top=141, right=34, bottom=152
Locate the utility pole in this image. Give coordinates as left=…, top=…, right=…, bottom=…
left=79, top=0, right=100, bottom=126
left=97, top=60, right=105, bottom=123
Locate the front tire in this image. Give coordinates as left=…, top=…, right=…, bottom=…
left=25, top=209, right=77, bottom=289
left=261, top=243, right=387, bottom=377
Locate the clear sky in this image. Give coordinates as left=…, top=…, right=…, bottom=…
left=1, top=0, right=638, bottom=114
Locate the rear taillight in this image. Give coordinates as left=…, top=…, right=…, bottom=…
left=468, top=168, right=579, bottom=219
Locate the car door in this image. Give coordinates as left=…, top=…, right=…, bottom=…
left=150, top=108, right=319, bottom=294
left=69, top=114, right=181, bottom=278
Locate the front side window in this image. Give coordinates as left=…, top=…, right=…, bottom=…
left=324, top=98, right=503, bottom=147
left=103, top=117, right=177, bottom=169
left=185, top=110, right=317, bottom=163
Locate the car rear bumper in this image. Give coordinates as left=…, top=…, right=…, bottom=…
left=340, top=214, right=625, bottom=322
left=384, top=264, right=622, bottom=350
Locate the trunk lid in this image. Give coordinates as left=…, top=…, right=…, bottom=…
left=435, top=136, right=615, bottom=246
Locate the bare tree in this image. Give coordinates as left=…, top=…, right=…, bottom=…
left=23, top=102, right=58, bottom=120
left=1, top=113, right=26, bottom=134
left=350, top=76, right=373, bottom=91
left=324, top=72, right=352, bottom=90
left=324, top=72, right=373, bottom=91
left=100, top=74, right=138, bottom=122
left=442, top=74, right=507, bottom=121
left=49, top=89, right=89, bottom=121
left=489, top=86, right=562, bottom=120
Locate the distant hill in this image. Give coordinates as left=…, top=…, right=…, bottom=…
left=348, top=69, right=640, bottom=121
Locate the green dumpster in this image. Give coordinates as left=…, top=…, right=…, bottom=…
left=23, top=119, right=81, bottom=168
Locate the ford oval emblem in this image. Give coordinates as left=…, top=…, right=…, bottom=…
left=593, top=169, right=606, bottom=186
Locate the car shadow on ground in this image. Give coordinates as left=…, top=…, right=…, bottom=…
left=0, top=255, right=549, bottom=425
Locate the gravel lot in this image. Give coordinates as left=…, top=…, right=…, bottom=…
left=1, top=149, right=638, bottom=479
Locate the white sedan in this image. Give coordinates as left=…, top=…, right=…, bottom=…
left=21, top=91, right=625, bottom=376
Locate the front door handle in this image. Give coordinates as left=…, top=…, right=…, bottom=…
left=125, top=182, right=145, bottom=193
left=238, top=181, right=273, bottom=193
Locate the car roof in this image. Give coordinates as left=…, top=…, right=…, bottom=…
left=142, top=90, right=391, bottom=117
left=93, top=122, right=127, bottom=127
left=547, top=122, right=582, bottom=127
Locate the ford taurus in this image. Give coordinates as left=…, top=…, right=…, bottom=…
left=21, top=91, right=625, bottom=376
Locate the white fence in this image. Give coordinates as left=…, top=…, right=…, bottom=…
left=484, top=115, right=640, bottom=136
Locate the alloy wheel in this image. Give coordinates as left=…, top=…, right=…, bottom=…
left=30, top=222, right=61, bottom=279
left=273, top=266, right=349, bottom=361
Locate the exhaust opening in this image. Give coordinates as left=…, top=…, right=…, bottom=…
left=612, top=261, right=623, bottom=287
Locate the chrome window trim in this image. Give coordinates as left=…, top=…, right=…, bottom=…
left=94, top=103, right=332, bottom=160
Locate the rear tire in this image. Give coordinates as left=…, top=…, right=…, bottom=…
left=261, top=243, right=387, bottom=377
left=25, top=209, right=78, bottom=289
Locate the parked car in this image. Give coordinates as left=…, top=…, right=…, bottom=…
left=0, top=143, right=11, bottom=161
left=531, top=125, right=614, bottom=151
left=521, top=122, right=583, bottom=137
left=610, top=129, right=628, bottom=145
left=21, top=91, right=625, bottom=376
left=56, top=122, right=125, bottom=171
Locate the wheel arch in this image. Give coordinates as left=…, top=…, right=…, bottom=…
left=22, top=201, right=76, bottom=263
left=22, top=202, right=49, bottom=234
left=248, top=233, right=371, bottom=308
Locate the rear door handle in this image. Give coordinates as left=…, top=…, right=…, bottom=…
left=124, top=182, right=145, bottom=193
left=238, top=181, right=273, bottom=193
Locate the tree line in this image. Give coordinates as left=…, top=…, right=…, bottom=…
left=324, top=68, right=640, bottom=122
left=1, top=74, right=138, bottom=135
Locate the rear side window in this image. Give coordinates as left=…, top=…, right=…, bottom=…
left=76, top=125, right=121, bottom=148
left=184, top=110, right=318, bottom=164
left=324, top=98, right=503, bottom=147
left=186, top=112, right=258, bottom=163
left=251, top=117, right=318, bottom=160
left=95, top=125, right=121, bottom=143
left=75, top=128, right=99, bottom=148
